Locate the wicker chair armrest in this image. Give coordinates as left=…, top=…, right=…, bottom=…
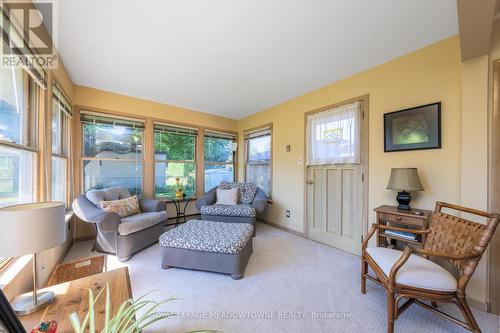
left=362, top=224, right=378, bottom=251
left=409, top=248, right=481, bottom=261
left=387, top=247, right=413, bottom=289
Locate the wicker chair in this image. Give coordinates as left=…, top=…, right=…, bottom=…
left=361, top=202, right=500, bottom=333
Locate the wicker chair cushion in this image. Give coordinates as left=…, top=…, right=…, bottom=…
left=366, top=247, right=457, bottom=292
left=159, top=220, right=253, bottom=254
left=118, top=211, right=167, bottom=235
left=200, top=204, right=256, bottom=217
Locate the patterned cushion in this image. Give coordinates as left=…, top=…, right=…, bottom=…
left=159, top=220, right=253, bottom=254
left=86, top=187, right=131, bottom=207
left=100, top=195, right=141, bottom=218
left=119, top=211, right=167, bottom=235
left=218, top=182, right=257, bottom=204
left=200, top=204, right=256, bottom=217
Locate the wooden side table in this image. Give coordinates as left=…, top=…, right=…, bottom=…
left=374, top=205, right=432, bottom=248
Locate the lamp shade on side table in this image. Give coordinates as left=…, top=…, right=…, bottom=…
left=0, top=202, right=66, bottom=315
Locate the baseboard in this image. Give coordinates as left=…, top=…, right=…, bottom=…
left=259, top=219, right=306, bottom=238
left=467, top=297, right=489, bottom=312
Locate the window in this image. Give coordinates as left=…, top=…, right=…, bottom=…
left=306, top=101, right=361, bottom=165
left=0, top=257, right=13, bottom=272
left=0, top=67, right=39, bottom=208
left=245, top=126, right=272, bottom=197
left=51, top=84, right=72, bottom=203
left=204, top=131, right=237, bottom=192
left=154, top=123, right=197, bottom=198
left=81, top=112, right=144, bottom=195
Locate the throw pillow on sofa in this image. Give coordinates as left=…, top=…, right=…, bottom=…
left=100, top=195, right=141, bottom=217
left=215, top=187, right=238, bottom=205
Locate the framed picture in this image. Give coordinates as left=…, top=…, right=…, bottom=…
left=384, top=102, right=441, bottom=152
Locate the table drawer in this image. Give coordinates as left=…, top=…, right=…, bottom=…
left=378, top=213, right=426, bottom=227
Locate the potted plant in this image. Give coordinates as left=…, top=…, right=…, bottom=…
left=172, top=177, right=185, bottom=199
left=68, top=285, right=218, bottom=333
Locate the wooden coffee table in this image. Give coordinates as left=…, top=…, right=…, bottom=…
left=19, top=267, right=132, bottom=333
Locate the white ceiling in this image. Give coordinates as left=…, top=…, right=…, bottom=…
left=46, top=0, right=458, bottom=119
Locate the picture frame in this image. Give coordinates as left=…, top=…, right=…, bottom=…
left=384, top=102, right=441, bottom=152
left=0, top=289, right=26, bottom=333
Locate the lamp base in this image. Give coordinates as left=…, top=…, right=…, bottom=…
left=396, top=191, right=412, bottom=210
left=11, top=291, right=54, bottom=316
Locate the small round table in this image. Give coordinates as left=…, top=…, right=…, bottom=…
left=168, top=196, right=194, bottom=227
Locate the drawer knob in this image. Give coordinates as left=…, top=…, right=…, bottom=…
left=395, top=216, right=402, bottom=221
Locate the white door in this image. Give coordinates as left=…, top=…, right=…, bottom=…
left=306, top=164, right=363, bottom=255
left=305, top=101, right=365, bottom=255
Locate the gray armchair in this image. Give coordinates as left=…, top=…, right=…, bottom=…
left=195, top=182, right=268, bottom=234
left=73, top=187, right=167, bottom=261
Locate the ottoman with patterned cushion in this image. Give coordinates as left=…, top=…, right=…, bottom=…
left=159, top=219, right=253, bottom=279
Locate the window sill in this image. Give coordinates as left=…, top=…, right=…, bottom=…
left=0, top=255, right=31, bottom=291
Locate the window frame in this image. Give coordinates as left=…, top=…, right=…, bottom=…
left=51, top=83, right=72, bottom=205
left=79, top=111, right=145, bottom=196
left=0, top=68, right=41, bottom=267
left=153, top=122, right=198, bottom=199
left=203, top=130, right=237, bottom=192
left=244, top=124, right=273, bottom=199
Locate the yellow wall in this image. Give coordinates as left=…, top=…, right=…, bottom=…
left=238, top=36, right=462, bottom=233
left=73, top=86, right=237, bottom=131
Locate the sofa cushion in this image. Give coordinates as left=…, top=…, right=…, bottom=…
left=86, top=187, right=131, bottom=207
left=200, top=204, right=256, bottom=217
left=366, top=247, right=457, bottom=292
left=215, top=187, right=238, bottom=205
left=218, top=182, right=257, bottom=204
left=100, top=195, right=141, bottom=218
left=159, top=220, right=253, bottom=254
left=118, top=211, right=167, bottom=236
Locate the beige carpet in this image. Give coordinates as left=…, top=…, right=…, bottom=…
left=65, top=223, right=500, bottom=333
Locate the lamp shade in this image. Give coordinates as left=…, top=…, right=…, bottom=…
left=0, top=202, right=66, bottom=257
left=386, top=168, right=424, bottom=192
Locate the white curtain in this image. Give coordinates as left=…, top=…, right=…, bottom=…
left=306, top=101, right=361, bottom=165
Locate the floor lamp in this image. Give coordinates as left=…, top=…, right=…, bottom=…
left=0, top=202, right=66, bottom=316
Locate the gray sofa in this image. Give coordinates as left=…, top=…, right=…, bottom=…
left=72, top=187, right=167, bottom=261
left=195, top=182, right=268, bottom=233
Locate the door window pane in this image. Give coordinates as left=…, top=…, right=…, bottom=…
left=51, top=156, right=67, bottom=203
left=155, top=162, right=196, bottom=198
left=0, top=146, right=34, bottom=207
left=83, top=160, right=142, bottom=195
left=0, top=67, right=26, bottom=145
left=204, top=163, right=234, bottom=192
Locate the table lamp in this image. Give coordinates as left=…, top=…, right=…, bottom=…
left=386, top=168, right=424, bottom=210
left=0, top=202, right=66, bottom=315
